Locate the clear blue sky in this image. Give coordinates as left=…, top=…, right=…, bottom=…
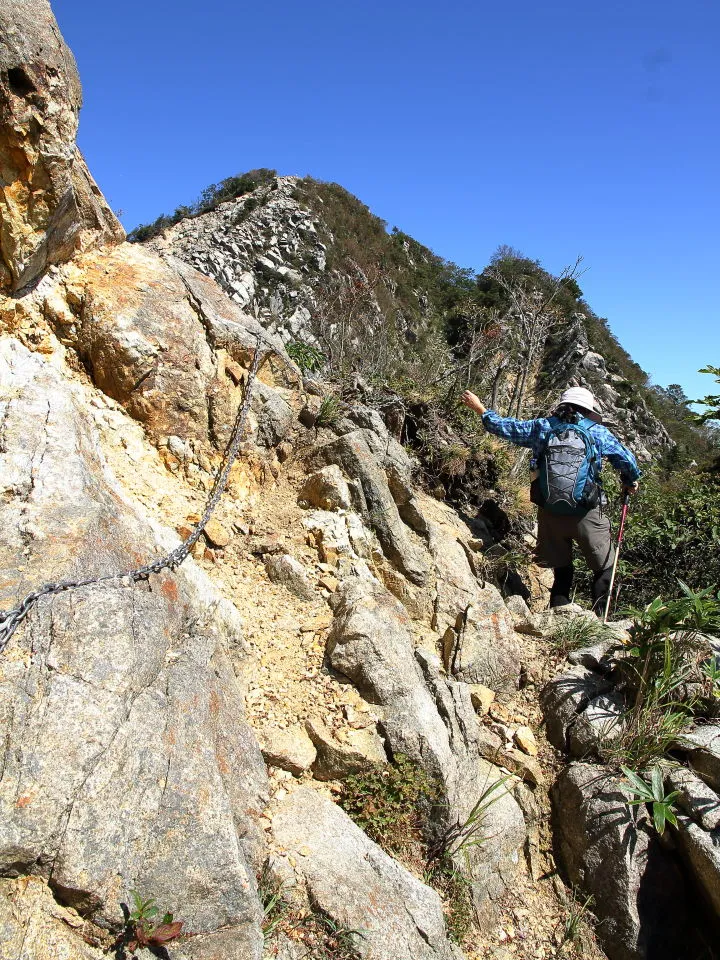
left=55, top=0, right=719, bottom=403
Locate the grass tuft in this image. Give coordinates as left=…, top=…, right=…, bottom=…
left=550, top=614, right=616, bottom=656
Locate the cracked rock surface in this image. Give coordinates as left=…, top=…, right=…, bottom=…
left=271, top=789, right=463, bottom=960
left=0, top=340, right=268, bottom=955
left=0, top=0, right=123, bottom=292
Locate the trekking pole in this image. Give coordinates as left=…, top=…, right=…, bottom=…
left=603, top=490, right=631, bottom=623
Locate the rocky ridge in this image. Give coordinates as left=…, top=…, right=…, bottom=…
left=148, top=175, right=329, bottom=345
left=145, top=176, right=672, bottom=461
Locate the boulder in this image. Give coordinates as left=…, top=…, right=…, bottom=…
left=673, top=724, right=720, bottom=792
left=428, top=519, right=522, bottom=692
left=264, top=553, right=315, bottom=601
left=476, top=724, right=504, bottom=761
left=474, top=724, right=545, bottom=785
left=271, top=789, right=462, bottom=960
left=302, top=509, right=377, bottom=570
left=0, top=341, right=267, bottom=952
left=328, top=579, right=527, bottom=912
left=666, top=765, right=720, bottom=832
left=540, top=666, right=612, bottom=752
left=258, top=727, right=317, bottom=776
left=567, top=690, right=627, bottom=759
left=299, top=465, right=352, bottom=511
left=327, top=578, right=454, bottom=782
left=673, top=815, right=720, bottom=915
left=552, top=763, right=687, bottom=960
left=0, top=0, right=123, bottom=292
left=441, top=597, right=523, bottom=693
left=504, top=595, right=542, bottom=636
left=47, top=244, right=216, bottom=441
left=567, top=636, right=622, bottom=670
left=0, top=876, right=107, bottom=959
left=307, top=430, right=429, bottom=585
left=345, top=404, right=391, bottom=438
left=43, top=244, right=296, bottom=448
left=251, top=380, right=293, bottom=447
left=305, top=718, right=387, bottom=780
left=500, top=749, right=546, bottom=788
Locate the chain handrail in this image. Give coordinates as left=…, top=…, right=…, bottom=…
left=0, top=342, right=265, bottom=655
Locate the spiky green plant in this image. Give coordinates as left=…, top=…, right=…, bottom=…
left=621, top=765, right=680, bottom=835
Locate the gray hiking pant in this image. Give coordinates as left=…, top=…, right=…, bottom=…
left=535, top=505, right=615, bottom=573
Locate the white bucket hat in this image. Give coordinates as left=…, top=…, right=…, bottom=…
left=556, top=386, right=603, bottom=423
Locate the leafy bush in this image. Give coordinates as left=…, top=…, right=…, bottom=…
left=612, top=468, right=720, bottom=608
left=340, top=755, right=440, bottom=861
left=286, top=340, right=326, bottom=373
left=120, top=891, right=183, bottom=955
left=605, top=584, right=720, bottom=769
left=693, top=365, right=720, bottom=423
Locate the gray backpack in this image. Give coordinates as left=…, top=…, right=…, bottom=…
left=531, top=416, right=600, bottom=516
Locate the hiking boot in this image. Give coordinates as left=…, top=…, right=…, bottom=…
left=549, top=595, right=571, bottom=609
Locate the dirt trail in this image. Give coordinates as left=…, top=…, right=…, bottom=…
left=89, top=384, right=606, bottom=960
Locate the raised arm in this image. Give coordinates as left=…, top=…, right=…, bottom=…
left=461, top=391, right=544, bottom=448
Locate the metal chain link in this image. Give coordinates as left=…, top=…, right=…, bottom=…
left=0, top=342, right=266, bottom=655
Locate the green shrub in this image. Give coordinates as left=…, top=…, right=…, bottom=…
left=286, top=340, right=326, bottom=373
left=120, top=891, right=183, bottom=954
left=604, top=584, right=720, bottom=769
left=692, top=365, right=720, bottom=424
left=340, top=755, right=440, bottom=861
left=610, top=468, right=720, bottom=609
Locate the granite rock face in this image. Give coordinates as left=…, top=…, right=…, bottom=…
left=271, top=789, right=463, bottom=960
left=327, top=577, right=526, bottom=912
left=0, top=0, right=123, bottom=292
left=0, top=340, right=268, bottom=955
left=148, top=176, right=330, bottom=345
left=552, top=763, right=687, bottom=960
left=41, top=243, right=298, bottom=448
left=429, top=518, right=523, bottom=692
left=0, top=876, right=107, bottom=960
left=308, top=430, right=429, bottom=585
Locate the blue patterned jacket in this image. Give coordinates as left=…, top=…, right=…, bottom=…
left=481, top=410, right=641, bottom=485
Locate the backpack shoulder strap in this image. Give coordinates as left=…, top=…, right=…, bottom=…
left=577, top=418, right=600, bottom=472
left=571, top=417, right=593, bottom=442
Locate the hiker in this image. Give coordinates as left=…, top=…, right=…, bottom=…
left=461, top=386, right=640, bottom=612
